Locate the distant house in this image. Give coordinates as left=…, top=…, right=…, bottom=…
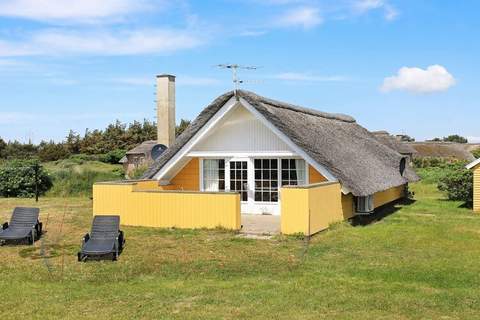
left=372, top=131, right=417, bottom=161
left=120, top=141, right=166, bottom=177
left=408, top=142, right=475, bottom=162
left=466, top=159, right=480, bottom=212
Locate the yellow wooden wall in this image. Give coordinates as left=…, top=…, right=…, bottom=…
left=474, top=165, right=480, bottom=212
left=93, top=182, right=241, bottom=230
left=373, top=185, right=406, bottom=209
left=309, top=165, right=327, bottom=184
left=170, top=158, right=200, bottom=191
left=281, top=182, right=344, bottom=235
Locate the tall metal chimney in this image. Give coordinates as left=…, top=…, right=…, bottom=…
left=156, top=74, right=176, bottom=147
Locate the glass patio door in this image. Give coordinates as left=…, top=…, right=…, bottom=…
left=229, top=160, right=248, bottom=202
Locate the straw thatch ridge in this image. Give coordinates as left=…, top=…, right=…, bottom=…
left=143, top=90, right=411, bottom=196
left=372, top=131, right=417, bottom=155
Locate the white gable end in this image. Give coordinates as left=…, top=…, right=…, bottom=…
left=192, top=105, right=294, bottom=153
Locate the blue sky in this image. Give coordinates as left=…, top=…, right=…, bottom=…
left=0, top=0, right=478, bottom=143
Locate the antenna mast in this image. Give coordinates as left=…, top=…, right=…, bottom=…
left=216, top=64, right=259, bottom=97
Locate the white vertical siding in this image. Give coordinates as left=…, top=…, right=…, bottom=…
left=192, top=105, right=293, bottom=153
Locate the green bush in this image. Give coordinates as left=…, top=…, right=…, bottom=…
left=437, top=163, right=473, bottom=203
left=48, top=169, right=123, bottom=197
left=100, top=149, right=126, bottom=164
left=0, top=160, right=52, bottom=197
left=38, top=141, right=70, bottom=162
left=472, top=148, right=480, bottom=159
left=129, top=165, right=149, bottom=179
left=413, top=157, right=457, bottom=168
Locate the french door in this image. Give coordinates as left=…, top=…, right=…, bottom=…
left=228, top=158, right=280, bottom=215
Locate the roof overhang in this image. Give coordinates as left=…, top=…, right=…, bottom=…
left=466, top=158, right=480, bottom=170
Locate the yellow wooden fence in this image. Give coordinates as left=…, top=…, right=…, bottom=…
left=281, top=181, right=346, bottom=235
left=93, top=181, right=241, bottom=230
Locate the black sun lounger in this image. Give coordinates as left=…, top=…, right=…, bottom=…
left=78, top=215, right=125, bottom=262
left=0, top=207, right=42, bottom=245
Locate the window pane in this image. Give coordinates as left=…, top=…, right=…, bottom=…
left=255, top=159, right=261, bottom=168
left=271, top=159, right=278, bottom=169
left=242, top=162, right=247, bottom=169
left=282, top=170, right=289, bottom=180
left=242, top=170, right=247, bottom=180
left=255, top=193, right=261, bottom=201
left=219, top=180, right=225, bottom=190
left=219, top=170, right=224, bottom=180
left=272, top=170, right=278, bottom=180
left=263, top=159, right=269, bottom=169
left=264, top=170, right=270, bottom=179
left=282, top=159, right=289, bottom=169
left=263, top=192, right=270, bottom=202
left=242, top=192, right=248, bottom=201
left=290, top=159, right=296, bottom=168
left=255, top=170, right=261, bottom=179
left=290, top=171, right=297, bottom=180
left=271, top=192, right=278, bottom=202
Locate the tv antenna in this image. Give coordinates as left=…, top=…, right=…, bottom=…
left=216, top=64, right=260, bottom=97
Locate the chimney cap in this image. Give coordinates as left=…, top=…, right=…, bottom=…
left=157, top=74, right=176, bottom=81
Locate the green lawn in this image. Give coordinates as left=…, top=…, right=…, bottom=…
left=1, top=180, right=480, bottom=319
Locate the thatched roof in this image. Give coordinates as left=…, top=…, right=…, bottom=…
left=409, top=142, right=475, bottom=162
left=144, top=90, right=412, bottom=196
left=126, top=140, right=158, bottom=155
left=372, top=131, right=417, bottom=155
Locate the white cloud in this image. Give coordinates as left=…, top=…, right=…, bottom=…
left=274, top=7, right=323, bottom=29
left=272, top=72, right=347, bottom=82
left=467, top=136, right=480, bottom=143
left=0, top=28, right=205, bottom=57
left=381, top=65, right=456, bottom=94
left=352, top=0, right=399, bottom=20
left=0, top=0, right=158, bottom=23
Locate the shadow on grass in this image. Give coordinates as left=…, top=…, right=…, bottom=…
left=19, top=243, right=78, bottom=259
left=351, top=198, right=416, bottom=227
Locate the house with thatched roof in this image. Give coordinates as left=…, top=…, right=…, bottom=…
left=93, top=75, right=419, bottom=235
left=143, top=87, right=418, bottom=216
left=372, top=131, right=417, bottom=161
left=408, top=142, right=475, bottom=162
left=120, top=140, right=166, bottom=177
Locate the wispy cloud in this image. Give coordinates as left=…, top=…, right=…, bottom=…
left=0, top=111, right=147, bottom=126
left=274, top=6, right=323, bottom=29
left=0, top=28, right=206, bottom=57
left=0, top=0, right=161, bottom=24
left=351, top=0, right=399, bottom=20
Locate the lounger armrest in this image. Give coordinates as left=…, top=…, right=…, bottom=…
left=36, top=221, right=43, bottom=235
left=118, top=230, right=125, bottom=250
left=82, top=233, right=90, bottom=245
left=2, top=222, right=8, bottom=230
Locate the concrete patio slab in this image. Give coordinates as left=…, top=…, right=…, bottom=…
left=240, top=214, right=280, bottom=235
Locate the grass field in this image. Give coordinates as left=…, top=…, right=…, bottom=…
left=1, top=179, right=480, bottom=319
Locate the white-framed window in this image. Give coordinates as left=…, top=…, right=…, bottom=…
left=356, top=195, right=374, bottom=213
left=254, top=159, right=279, bottom=202
left=281, top=159, right=306, bottom=186
left=202, top=159, right=225, bottom=191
